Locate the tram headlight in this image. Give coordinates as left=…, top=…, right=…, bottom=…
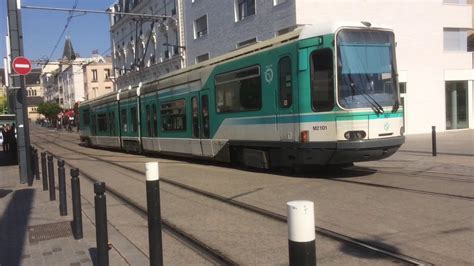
left=400, top=126, right=405, bottom=136
left=344, top=131, right=367, bottom=140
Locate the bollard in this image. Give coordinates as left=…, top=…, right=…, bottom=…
left=287, top=200, right=316, bottom=266
left=71, top=168, right=83, bottom=239
left=41, top=152, right=48, bottom=191
left=145, top=162, right=164, bottom=266
left=47, top=155, right=56, bottom=201
left=94, top=182, right=109, bottom=266
left=27, top=147, right=35, bottom=186
left=431, top=126, right=437, bottom=157
left=58, top=159, right=67, bottom=216
left=35, top=149, right=40, bottom=180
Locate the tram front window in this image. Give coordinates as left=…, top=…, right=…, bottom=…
left=337, top=29, right=398, bottom=111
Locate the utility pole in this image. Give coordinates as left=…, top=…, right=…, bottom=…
left=7, top=0, right=32, bottom=183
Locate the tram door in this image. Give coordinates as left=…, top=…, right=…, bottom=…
left=190, top=91, right=211, bottom=157
left=276, top=55, right=296, bottom=142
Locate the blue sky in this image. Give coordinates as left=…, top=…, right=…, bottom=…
left=1, top=0, right=117, bottom=68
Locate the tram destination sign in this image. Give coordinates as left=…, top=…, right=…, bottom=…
left=12, top=56, right=32, bottom=75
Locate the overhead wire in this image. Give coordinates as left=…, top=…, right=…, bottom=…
left=42, top=0, right=80, bottom=67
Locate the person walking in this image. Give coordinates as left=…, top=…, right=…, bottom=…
left=1, top=124, right=7, bottom=152
left=3, top=124, right=11, bottom=152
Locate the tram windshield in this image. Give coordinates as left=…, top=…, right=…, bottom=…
left=336, top=29, right=398, bottom=111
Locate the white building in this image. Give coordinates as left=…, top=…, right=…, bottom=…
left=183, top=0, right=473, bottom=134
left=108, top=0, right=185, bottom=90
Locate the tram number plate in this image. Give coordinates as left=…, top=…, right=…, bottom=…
left=312, top=125, right=327, bottom=131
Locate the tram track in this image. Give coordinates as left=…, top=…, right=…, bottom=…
left=31, top=129, right=433, bottom=266
left=31, top=137, right=238, bottom=265
left=39, top=129, right=474, bottom=201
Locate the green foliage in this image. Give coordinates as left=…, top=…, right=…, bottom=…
left=37, top=102, right=62, bottom=119
left=0, top=96, right=8, bottom=114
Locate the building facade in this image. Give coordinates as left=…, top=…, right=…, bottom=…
left=108, top=0, right=185, bottom=90
left=83, top=56, right=114, bottom=100
left=182, top=0, right=473, bottom=134
left=25, top=69, right=44, bottom=121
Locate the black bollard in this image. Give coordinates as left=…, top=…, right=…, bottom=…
left=432, top=126, right=437, bottom=157
left=71, top=168, right=83, bottom=239
left=35, top=149, right=40, bottom=180
left=27, top=147, right=35, bottom=186
left=287, top=201, right=316, bottom=266
left=47, top=155, right=56, bottom=201
left=41, top=152, right=48, bottom=191
left=145, top=162, right=164, bottom=266
left=58, top=159, right=67, bottom=216
left=94, top=182, right=109, bottom=266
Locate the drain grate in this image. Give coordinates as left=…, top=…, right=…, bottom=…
left=28, top=221, right=73, bottom=244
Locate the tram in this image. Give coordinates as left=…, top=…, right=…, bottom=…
left=79, top=21, right=404, bottom=169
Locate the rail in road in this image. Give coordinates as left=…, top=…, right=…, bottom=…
left=31, top=129, right=433, bottom=265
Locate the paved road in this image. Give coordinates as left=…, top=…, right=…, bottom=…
left=31, top=126, right=474, bottom=265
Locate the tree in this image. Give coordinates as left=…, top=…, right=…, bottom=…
left=37, top=102, right=62, bottom=120
left=0, top=96, right=8, bottom=114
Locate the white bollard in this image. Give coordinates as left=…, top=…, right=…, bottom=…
left=287, top=200, right=316, bottom=265
left=145, top=162, right=163, bottom=266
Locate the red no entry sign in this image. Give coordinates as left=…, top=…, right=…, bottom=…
left=12, top=56, right=32, bottom=75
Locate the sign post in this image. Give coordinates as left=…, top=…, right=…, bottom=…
left=7, top=0, right=32, bottom=184
left=12, top=56, right=32, bottom=75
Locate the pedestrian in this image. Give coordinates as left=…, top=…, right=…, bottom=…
left=3, top=124, right=11, bottom=152
left=1, top=124, right=7, bottom=152
left=10, top=124, right=17, bottom=152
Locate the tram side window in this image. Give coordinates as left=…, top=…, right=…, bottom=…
left=91, top=114, right=97, bottom=134
left=82, top=109, right=90, bottom=125
left=146, top=105, right=151, bottom=137
left=160, top=99, right=186, bottom=131
left=121, top=109, right=128, bottom=132
left=279, top=56, right=292, bottom=108
left=131, top=107, right=138, bottom=133
left=152, top=104, right=158, bottom=137
left=97, top=113, right=108, bottom=132
left=311, top=49, right=334, bottom=112
left=110, top=112, right=115, bottom=135
left=192, top=97, right=199, bottom=138
left=202, top=95, right=210, bottom=138
left=215, top=65, right=261, bottom=113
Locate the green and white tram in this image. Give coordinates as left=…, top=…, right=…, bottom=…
left=79, top=21, right=404, bottom=169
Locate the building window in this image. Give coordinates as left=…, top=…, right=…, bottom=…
left=273, top=0, right=287, bottom=6
left=399, top=82, right=407, bottom=94
left=443, top=28, right=468, bottom=52
left=160, top=99, right=186, bottom=131
left=236, top=37, right=257, bottom=48
left=235, top=0, right=255, bottom=21
left=92, top=69, right=98, bottom=82
left=446, top=81, right=469, bottom=130
left=105, top=87, right=112, bottom=90
left=443, top=0, right=467, bottom=4
left=215, top=65, right=261, bottom=113
left=194, top=15, right=208, bottom=39
left=105, top=69, right=111, bottom=80
left=195, top=53, right=210, bottom=63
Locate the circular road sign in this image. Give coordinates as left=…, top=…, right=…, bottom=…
left=12, top=56, right=32, bottom=75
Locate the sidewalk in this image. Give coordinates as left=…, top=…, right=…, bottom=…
left=0, top=151, right=129, bottom=266
left=401, top=129, right=474, bottom=156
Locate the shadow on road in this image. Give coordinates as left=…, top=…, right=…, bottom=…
left=0, top=189, right=35, bottom=266
left=338, top=237, right=403, bottom=260
left=0, top=151, right=18, bottom=166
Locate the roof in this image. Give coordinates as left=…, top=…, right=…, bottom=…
left=299, top=21, right=392, bottom=40
left=62, top=36, right=77, bottom=61
left=27, top=96, right=43, bottom=106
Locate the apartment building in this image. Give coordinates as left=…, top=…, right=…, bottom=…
left=83, top=56, right=114, bottom=100
left=108, top=0, right=185, bottom=90
left=183, top=0, right=473, bottom=134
